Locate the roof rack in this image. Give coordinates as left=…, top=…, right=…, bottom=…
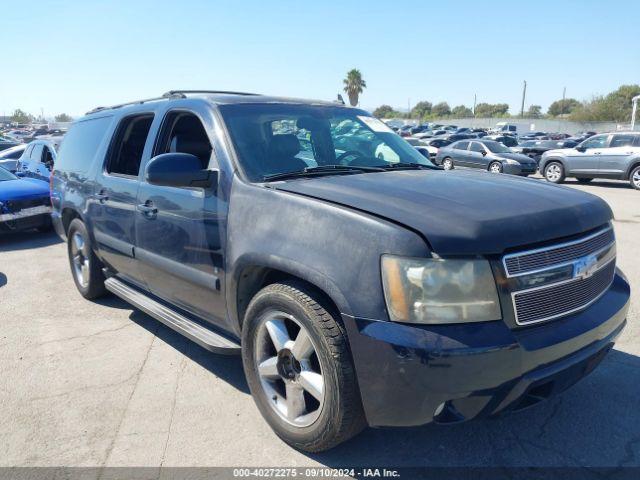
left=86, top=90, right=260, bottom=115
left=163, top=90, right=259, bottom=97
left=86, top=91, right=186, bottom=115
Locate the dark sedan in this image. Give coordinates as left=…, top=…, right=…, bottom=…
left=434, top=139, right=538, bottom=175
left=512, top=139, right=578, bottom=163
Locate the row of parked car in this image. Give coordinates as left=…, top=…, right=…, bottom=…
left=395, top=123, right=640, bottom=190
left=0, top=125, right=65, bottom=233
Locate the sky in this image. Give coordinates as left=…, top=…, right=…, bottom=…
left=2, top=0, right=639, bottom=119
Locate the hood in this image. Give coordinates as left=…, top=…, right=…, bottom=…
left=0, top=178, right=50, bottom=202
left=272, top=170, right=612, bottom=255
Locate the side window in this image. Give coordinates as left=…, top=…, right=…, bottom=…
left=469, top=142, right=485, bottom=153
left=154, top=111, right=212, bottom=169
left=56, top=116, right=113, bottom=173
left=42, top=146, right=55, bottom=168
left=31, top=144, right=44, bottom=163
left=610, top=134, right=636, bottom=148
left=581, top=135, right=608, bottom=149
left=107, top=114, right=154, bottom=176
left=23, top=144, right=34, bottom=159
left=454, top=141, right=469, bottom=150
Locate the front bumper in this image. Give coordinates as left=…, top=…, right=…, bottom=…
left=503, top=162, right=537, bottom=176
left=0, top=212, right=51, bottom=232
left=343, top=271, right=629, bottom=427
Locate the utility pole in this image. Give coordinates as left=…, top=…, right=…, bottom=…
left=632, top=95, right=640, bottom=131
left=407, top=98, right=411, bottom=120
left=520, top=80, right=527, bottom=118
left=473, top=94, right=477, bottom=116
left=561, top=87, right=566, bottom=116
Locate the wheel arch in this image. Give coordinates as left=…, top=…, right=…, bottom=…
left=231, top=256, right=352, bottom=334
left=625, top=158, right=640, bottom=177
left=541, top=156, right=566, bottom=171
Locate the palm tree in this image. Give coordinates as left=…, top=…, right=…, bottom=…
left=343, top=69, right=367, bottom=107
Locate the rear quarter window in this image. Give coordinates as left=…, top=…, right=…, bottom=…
left=56, top=115, right=113, bottom=173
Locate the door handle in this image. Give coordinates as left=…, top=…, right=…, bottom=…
left=137, top=202, right=158, bottom=219
left=593, top=152, right=601, bottom=155
left=94, top=191, right=109, bottom=203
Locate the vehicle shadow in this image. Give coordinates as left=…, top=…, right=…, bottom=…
left=0, top=230, right=62, bottom=251
left=127, top=308, right=249, bottom=394
left=563, top=179, right=632, bottom=190
left=0, top=272, right=6, bottom=288
left=307, top=349, right=640, bottom=467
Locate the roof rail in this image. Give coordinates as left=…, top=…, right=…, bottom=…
left=85, top=91, right=186, bottom=115
left=163, top=90, right=259, bottom=97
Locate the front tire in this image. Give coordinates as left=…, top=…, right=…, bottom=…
left=544, top=161, right=565, bottom=184
left=489, top=161, right=503, bottom=173
left=67, top=219, right=107, bottom=299
left=442, top=157, right=454, bottom=170
left=630, top=166, right=640, bottom=190
left=242, top=281, right=365, bottom=452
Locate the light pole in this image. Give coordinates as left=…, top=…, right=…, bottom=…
left=631, top=95, right=640, bottom=131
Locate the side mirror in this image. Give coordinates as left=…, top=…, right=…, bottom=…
left=481, top=151, right=487, bottom=156
left=15, top=171, right=25, bottom=177
left=145, top=153, right=217, bottom=189
left=575, top=146, right=586, bottom=152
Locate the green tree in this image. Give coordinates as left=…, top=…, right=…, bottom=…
left=547, top=98, right=580, bottom=116
left=372, top=105, right=398, bottom=118
left=410, top=101, right=432, bottom=119
left=343, top=69, right=367, bottom=107
left=451, top=105, right=473, bottom=118
left=474, top=103, right=510, bottom=117
left=570, top=84, right=640, bottom=122
left=432, top=102, right=451, bottom=117
left=55, top=113, right=73, bottom=122
left=526, top=105, right=542, bottom=118
left=11, top=109, right=32, bottom=123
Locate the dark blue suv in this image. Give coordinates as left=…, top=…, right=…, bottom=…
left=51, top=91, right=630, bottom=452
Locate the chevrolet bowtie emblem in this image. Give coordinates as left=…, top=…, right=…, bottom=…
left=573, top=254, right=599, bottom=280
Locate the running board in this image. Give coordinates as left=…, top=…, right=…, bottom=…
left=104, top=277, right=240, bottom=355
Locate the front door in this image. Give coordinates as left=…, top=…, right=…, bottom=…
left=467, top=141, right=488, bottom=168
left=90, top=113, right=155, bottom=288
left=566, top=134, right=609, bottom=175
left=135, top=109, right=226, bottom=326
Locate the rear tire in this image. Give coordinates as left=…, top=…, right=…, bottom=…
left=242, top=281, right=366, bottom=452
left=544, top=161, right=565, bottom=184
left=442, top=157, right=454, bottom=170
left=67, top=219, right=107, bottom=299
left=630, top=166, right=640, bottom=190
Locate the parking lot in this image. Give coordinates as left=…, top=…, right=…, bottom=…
left=0, top=177, right=638, bottom=468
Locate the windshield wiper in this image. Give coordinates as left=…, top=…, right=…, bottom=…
left=263, top=164, right=385, bottom=182
left=377, top=162, right=436, bottom=170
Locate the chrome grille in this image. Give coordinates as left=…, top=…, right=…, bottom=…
left=512, top=260, right=616, bottom=325
left=504, top=226, right=614, bottom=276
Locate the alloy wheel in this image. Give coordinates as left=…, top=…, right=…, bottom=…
left=443, top=158, right=453, bottom=170
left=255, top=311, right=324, bottom=427
left=546, top=164, right=562, bottom=182
left=70, top=232, right=90, bottom=288
left=632, top=169, right=640, bottom=189
left=489, top=162, right=502, bottom=173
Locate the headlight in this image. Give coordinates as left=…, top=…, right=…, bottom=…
left=381, top=255, right=501, bottom=324
left=504, top=159, right=519, bottom=165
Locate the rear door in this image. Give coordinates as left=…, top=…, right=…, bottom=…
left=135, top=107, right=227, bottom=326
left=89, top=113, right=155, bottom=288
left=451, top=141, right=471, bottom=166
left=599, top=133, right=637, bottom=178
left=467, top=141, right=487, bottom=168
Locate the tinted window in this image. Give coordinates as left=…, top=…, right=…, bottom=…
left=469, top=142, right=485, bottom=153
left=610, top=134, right=637, bottom=148
left=483, top=141, right=511, bottom=153
left=581, top=135, right=608, bottom=149
left=454, top=141, right=469, bottom=150
left=106, top=114, right=154, bottom=176
left=154, top=111, right=212, bottom=169
left=57, top=116, right=113, bottom=173
left=42, top=146, right=55, bottom=168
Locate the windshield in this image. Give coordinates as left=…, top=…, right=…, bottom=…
left=0, top=166, right=17, bottom=181
left=483, top=141, right=511, bottom=153
left=219, top=104, right=434, bottom=181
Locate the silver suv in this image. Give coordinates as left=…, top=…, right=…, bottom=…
left=539, top=132, right=640, bottom=190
